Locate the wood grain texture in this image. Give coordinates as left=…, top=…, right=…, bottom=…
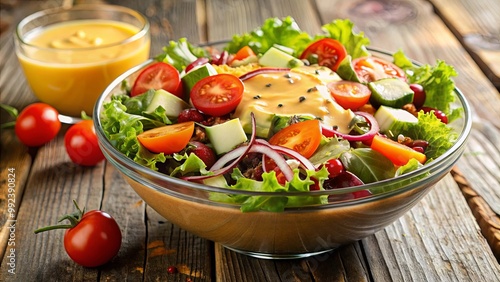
left=427, top=0, right=500, bottom=87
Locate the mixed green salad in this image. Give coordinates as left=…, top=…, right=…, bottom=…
left=101, top=17, right=462, bottom=212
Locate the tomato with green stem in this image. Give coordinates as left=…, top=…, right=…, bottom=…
left=299, top=38, right=347, bottom=71
left=34, top=201, right=122, bottom=268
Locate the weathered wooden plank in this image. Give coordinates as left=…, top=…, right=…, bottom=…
left=365, top=175, right=500, bottom=281
left=427, top=0, right=500, bottom=87
left=0, top=131, right=31, bottom=265
left=0, top=133, right=104, bottom=281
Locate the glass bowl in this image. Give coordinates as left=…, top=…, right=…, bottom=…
left=94, top=49, right=472, bottom=259
left=15, top=4, right=150, bottom=121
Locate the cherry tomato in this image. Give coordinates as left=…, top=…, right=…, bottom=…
left=15, top=103, right=61, bottom=147
left=34, top=201, right=121, bottom=268
left=269, top=119, right=322, bottom=158
left=327, top=81, right=371, bottom=110
left=137, top=121, right=195, bottom=154
left=352, top=56, right=407, bottom=83
left=190, top=74, right=244, bottom=117
left=64, top=210, right=121, bottom=267
left=300, top=38, right=347, bottom=71
left=323, top=159, right=345, bottom=178
left=64, top=120, right=105, bottom=166
left=131, top=62, right=181, bottom=97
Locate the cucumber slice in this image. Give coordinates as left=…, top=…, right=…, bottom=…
left=335, top=55, right=361, bottom=83
left=204, top=118, right=248, bottom=155
left=145, top=89, right=190, bottom=118
left=374, top=105, right=418, bottom=135
left=259, top=47, right=304, bottom=68
left=368, top=78, right=414, bottom=108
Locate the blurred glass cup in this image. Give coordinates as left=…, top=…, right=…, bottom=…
left=14, top=4, right=150, bottom=120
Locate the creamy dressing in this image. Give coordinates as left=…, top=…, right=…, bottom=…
left=233, top=66, right=355, bottom=137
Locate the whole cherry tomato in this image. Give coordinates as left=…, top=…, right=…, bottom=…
left=64, top=120, right=105, bottom=166
left=35, top=201, right=122, bottom=268
left=14, top=103, right=61, bottom=147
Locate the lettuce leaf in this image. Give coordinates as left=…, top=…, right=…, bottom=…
left=101, top=99, right=167, bottom=170
left=394, top=111, right=458, bottom=160
left=156, top=38, right=209, bottom=72
left=319, top=19, right=371, bottom=58
left=208, top=167, right=329, bottom=212
left=225, top=16, right=312, bottom=57
left=393, top=50, right=462, bottom=122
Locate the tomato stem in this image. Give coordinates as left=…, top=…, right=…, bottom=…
left=33, top=200, right=85, bottom=234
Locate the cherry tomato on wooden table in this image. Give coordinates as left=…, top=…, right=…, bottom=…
left=299, top=38, right=347, bottom=71
left=327, top=81, right=372, bottom=110
left=131, top=62, right=182, bottom=97
left=137, top=121, right=195, bottom=154
left=34, top=201, right=122, bottom=268
left=352, top=56, right=407, bottom=83
left=14, top=102, right=61, bottom=147
left=64, top=120, right=105, bottom=166
left=190, top=74, right=244, bottom=117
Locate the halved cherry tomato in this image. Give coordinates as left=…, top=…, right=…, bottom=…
left=370, top=135, right=426, bottom=166
left=269, top=119, right=322, bottom=158
left=229, top=46, right=257, bottom=64
left=327, top=81, right=371, bottom=110
left=131, top=62, right=181, bottom=97
left=190, top=74, right=244, bottom=117
left=299, top=38, right=347, bottom=71
left=352, top=56, right=407, bottom=83
left=137, top=121, right=194, bottom=154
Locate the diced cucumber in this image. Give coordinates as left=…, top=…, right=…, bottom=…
left=259, top=47, right=304, bottom=68
left=374, top=105, right=418, bottom=136
left=145, top=89, right=190, bottom=118
left=181, top=64, right=218, bottom=95
left=368, top=78, right=414, bottom=108
left=204, top=118, right=248, bottom=155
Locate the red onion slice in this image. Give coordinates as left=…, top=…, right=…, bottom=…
left=321, top=111, right=379, bottom=142
left=255, top=139, right=316, bottom=171
left=239, top=67, right=291, bottom=81
left=248, top=144, right=294, bottom=182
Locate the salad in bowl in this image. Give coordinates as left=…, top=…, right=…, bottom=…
left=95, top=17, right=471, bottom=258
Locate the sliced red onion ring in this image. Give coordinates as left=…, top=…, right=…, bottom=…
left=255, top=139, right=316, bottom=171
left=321, top=111, right=379, bottom=142
left=239, top=67, right=291, bottom=81
left=182, top=113, right=257, bottom=182
left=248, top=144, right=294, bottom=182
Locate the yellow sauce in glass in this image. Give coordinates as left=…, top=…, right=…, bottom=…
left=17, top=20, right=150, bottom=116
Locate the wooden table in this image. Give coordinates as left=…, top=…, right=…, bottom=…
left=1, top=0, right=499, bottom=281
